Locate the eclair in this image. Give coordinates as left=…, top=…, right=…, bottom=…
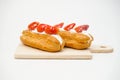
left=58, top=23, right=93, bottom=49
left=20, top=21, right=93, bottom=51
left=20, top=22, right=65, bottom=52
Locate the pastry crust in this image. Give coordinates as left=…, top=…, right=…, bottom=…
left=58, top=31, right=93, bottom=49
left=20, top=30, right=65, bottom=52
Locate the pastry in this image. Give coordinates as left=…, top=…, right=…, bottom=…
left=58, top=23, right=93, bottom=49
left=20, top=21, right=93, bottom=51
left=20, top=22, right=65, bottom=52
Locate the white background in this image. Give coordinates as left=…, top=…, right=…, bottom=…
left=0, top=0, right=120, bottom=80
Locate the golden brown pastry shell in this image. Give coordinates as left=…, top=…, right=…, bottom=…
left=20, top=30, right=65, bottom=52
left=58, top=31, right=93, bottom=49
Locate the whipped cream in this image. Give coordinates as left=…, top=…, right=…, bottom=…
left=59, top=28, right=65, bottom=31
left=32, top=28, right=38, bottom=33
left=70, top=29, right=76, bottom=33
left=52, top=34, right=63, bottom=44
left=59, top=28, right=76, bottom=33
left=82, top=31, right=93, bottom=40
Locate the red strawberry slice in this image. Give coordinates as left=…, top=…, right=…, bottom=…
left=74, top=24, right=89, bottom=33
left=28, top=22, right=39, bottom=30
left=51, top=27, right=59, bottom=34
left=53, top=22, right=64, bottom=28
left=44, top=25, right=52, bottom=34
left=45, top=26, right=59, bottom=34
left=74, top=26, right=83, bottom=33
left=80, top=25, right=89, bottom=31
left=37, top=24, right=49, bottom=32
left=64, top=23, right=76, bottom=31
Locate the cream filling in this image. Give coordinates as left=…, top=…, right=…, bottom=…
left=52, top=35, right=63, bottom=45
left=70, top=29, right=76, bottom=33
left=59, top=28, right=65, bottom=31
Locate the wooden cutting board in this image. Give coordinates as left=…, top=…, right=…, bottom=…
left=14, top=44, right=92, bottom=59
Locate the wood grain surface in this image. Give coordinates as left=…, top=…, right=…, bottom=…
left=14, top=44, right=92, bottom=59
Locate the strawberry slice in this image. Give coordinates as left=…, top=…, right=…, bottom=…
left=45, top=25, right=52, bottom=34
left=64, top=23, right=76, bottom=31
left=45, top=26, right=59, bottom=34
left=51, top=27, right=59, bottom=34
left=28, top=22, right=39, bottom=30
left=80, top=25, right=89, bottom=31
left=53, top=22, right=64, bottom=28
left=45, top=27, right=52, bottom=34
left=74, top=26, right=83, bottom=33
left=37, top=24, right=49, bottom=32
left=74, top=25, right=89, bottom=33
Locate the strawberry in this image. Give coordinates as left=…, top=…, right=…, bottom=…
left=37, top=24, right=48, bottom=32
left=45, top=26, right=59, bottom=34
left=53, top=22, right=64, bottom=28
left=74, top=24, right=89, bottom=33
left=80, top=25, right=89, bottom=31
left=28, top=22, right=39, bottom=30
left=64, top=23, right=76, bottom=31
left=74, top=26, right=83, bottom=33
left=51, top=27, right=59, bottom=34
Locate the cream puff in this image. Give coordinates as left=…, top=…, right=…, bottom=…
left=58, top=23, right=93, bottom=49
left=20, top=22, right=65, bottom=52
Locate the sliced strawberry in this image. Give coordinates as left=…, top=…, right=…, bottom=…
left=51, top=27, right=59, bottom=34
left=53, top=22, right=64, bottom=28
left=45, top=26, right=59, bottom=34
left=37, top=24, right=48, bottom=32
left=45, top=25, right=53, bottom=34
left=74, top=25, right=89, bottom=33
left=74, top=26, right=83, bottom=33
left=64, top=23, right=76, bottom=31
left=80, top=25, right=89, bottom=31
left=28, top=22, right=39, bottom=30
